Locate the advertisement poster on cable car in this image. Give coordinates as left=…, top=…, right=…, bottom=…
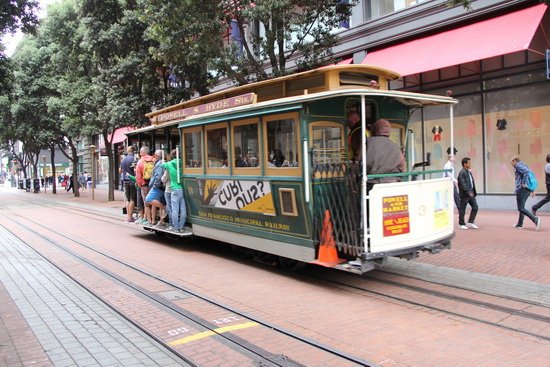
left=197, top=179, right=275, bottom=215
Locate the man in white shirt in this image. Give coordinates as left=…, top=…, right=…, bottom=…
left=443, top=154, right=460, bottom=211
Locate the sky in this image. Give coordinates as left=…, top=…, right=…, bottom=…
left=2, top=0, right=59, bottom=57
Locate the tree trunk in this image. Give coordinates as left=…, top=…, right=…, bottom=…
left=103, top=130, right=115, bottom=201
left=71, top=144, right=80, bottom=198
left=50, top=147, right=57, bottom=194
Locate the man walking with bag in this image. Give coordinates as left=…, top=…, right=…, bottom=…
left=511, top=156, right=541, bottom=230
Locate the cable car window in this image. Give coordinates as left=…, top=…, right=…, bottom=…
left=206, top=125, right=228, bottom=168
left=311, top=123, right=343, bottom=164
left=233, top=121, right=259, bottom=168
left=183, top=129, right=203, bottom=168
left=265, top=117, right=299, bottom=168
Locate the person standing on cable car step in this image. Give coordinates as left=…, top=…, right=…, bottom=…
left=532, top=153, right=550, bottom=217
left=457, top=157, right=479, bottom=230
left=135, top=146, right=154, bottom=225
left=162, top=149, right=188, bottom=234
left=365, top=119, right=405, bottom=192
left=145, top=150, right=167, bottom=227
left=511, top=155, right=541, bottom=230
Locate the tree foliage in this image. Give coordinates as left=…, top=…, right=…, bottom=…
left=0, top=0, right=39, bottom=36
left=220, top=0, right=355, bottom=81
left=75, top=0, right=169, bottom=199
left=143, top=0, right=222, bottom=99
left=145, top=0, right=356, bottom=88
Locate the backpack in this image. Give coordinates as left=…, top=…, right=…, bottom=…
left=526, top=170, right=538, bottom=192
left=143, top=161, right=154, bottom=180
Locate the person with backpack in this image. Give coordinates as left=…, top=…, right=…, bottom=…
left=135, top=146, right=154, bottom=225
left=145, top=149, right=167, bottom=227
left=511, top=155, right=541, bottom=230
left=532, top=153, right=550, bottom=216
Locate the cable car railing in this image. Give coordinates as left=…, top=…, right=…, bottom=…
left=310, top=148, right=449, bottom=258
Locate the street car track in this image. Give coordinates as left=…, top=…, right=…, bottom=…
left=8, top=196, right=550, bottom=342
left=308, top=270, right=550, bottom=342
left=0, top=202, right=378, bottom=367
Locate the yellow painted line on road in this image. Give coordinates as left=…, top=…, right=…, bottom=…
left=168, top=321, right=259, bottom=346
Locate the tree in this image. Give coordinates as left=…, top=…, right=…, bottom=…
left=9, top=36, right=58, bottom=182
left=143, top=0, right=221, bottom=99
left=77, top=0, right=166, bottom=200
left=144, top=0, right=356, bottom=88
left=0, top=0, right=39, bottom=36
left=222, top=0, right=356, bottom=80
left=41, top=0, right=96, bottom=197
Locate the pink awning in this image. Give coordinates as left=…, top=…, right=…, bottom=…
left=110, top=127, right=134, bottom=144
left=362, top=4, right=548, bottom=76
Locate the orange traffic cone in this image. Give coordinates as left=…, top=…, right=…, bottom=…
left=314, top=210, right=344, bottom=266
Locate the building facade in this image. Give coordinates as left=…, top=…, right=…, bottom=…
left=333, top=0, right=549, bottom=210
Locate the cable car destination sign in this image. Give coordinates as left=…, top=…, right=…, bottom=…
left=150, top=93, right=257, bottom=125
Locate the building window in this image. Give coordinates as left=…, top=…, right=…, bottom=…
left=365, top=0, right=427, bottom=20
left=484, top=78, right=550, bottom=194
left=339, top=0, right=351, bottom=29
left=230, top=20, right=244, bottom=55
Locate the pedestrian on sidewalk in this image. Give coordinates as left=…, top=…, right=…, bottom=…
left=443, top=154, right=461, bottom=211
left=511, top=155, right=541, bottom=230
left=66, top=175, right=74, bottom=193
left=532, top=153, right=550, bottom=216
left=457, top=157, right=479, bottom=230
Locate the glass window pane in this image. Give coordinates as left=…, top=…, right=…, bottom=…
left=207, top=127, right=228, bottom=168
left=311, top=125, right=343, bottom=164
left=409, top=96, right=484, bottom=192
left=184, top=131, right=202, bottom=168
left=233, top=123, right=259, bottom=168
left=266, top=117, right=299, bottom=168
left=485, top=82, right=550, bottom=193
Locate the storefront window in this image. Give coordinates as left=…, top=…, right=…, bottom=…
left=484, top=81, right=550, bottom=193
left=409, top=94, right=483, bottom=190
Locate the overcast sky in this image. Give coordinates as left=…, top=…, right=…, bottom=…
left=2, top=0, right=59, bottom=57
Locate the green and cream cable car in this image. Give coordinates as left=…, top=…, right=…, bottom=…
left=127, top=64, right=457, bottom=274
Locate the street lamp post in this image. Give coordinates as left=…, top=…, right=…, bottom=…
left=42, top=155, right=46, bottom=193
left=89, top=145, right=96, bottom=200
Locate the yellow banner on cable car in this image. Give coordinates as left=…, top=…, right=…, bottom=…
left=198, top=179, right=275, bottom=215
